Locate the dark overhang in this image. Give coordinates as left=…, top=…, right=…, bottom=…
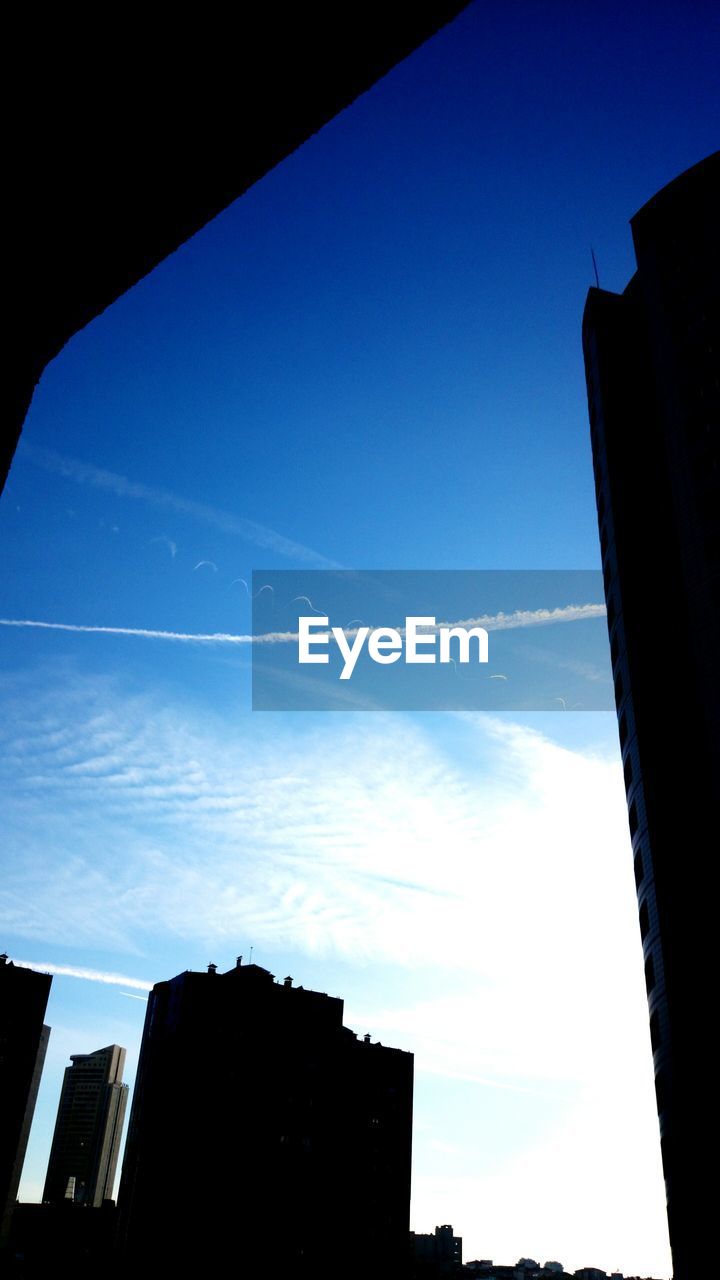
left=5, top=3, right=471, bottom=493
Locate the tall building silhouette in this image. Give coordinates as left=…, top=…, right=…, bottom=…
left=0, top=954, right=51, bottom=1246
left=582, top=151, right=719, bottom=1280
left=119, top=960, right=414, bottom=1279
left=43, top=1043, right=128, bottom=1207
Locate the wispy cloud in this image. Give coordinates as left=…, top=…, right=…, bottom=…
left=1, top=682, right=635, bottom=1052
left=1, top=679, right=668, bottom=1272
left=21, top=444, right=341, bottom=569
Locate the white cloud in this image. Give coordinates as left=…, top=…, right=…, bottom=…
left=1, top=686, right=639, bottom=1061
left=0, top=679, right=669, bottom=1273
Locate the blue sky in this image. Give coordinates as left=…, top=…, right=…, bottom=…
left=2, top=2, right=718, bottom=1272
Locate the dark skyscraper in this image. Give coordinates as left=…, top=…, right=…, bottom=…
left=119, top=960, right=414, bottom=1279
left=582, top=151, right=718, bottom=1280
left=43, top=1043, right=128, bottom=1207
left=0, top=954, right=52, bottom=1246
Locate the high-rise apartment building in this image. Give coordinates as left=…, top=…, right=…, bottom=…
left=43, top=1043, right=128, bottom=1207
left=0, top=954, right=52, bottom=1245
left=581, top=151, right=718, bottom=1280
left=118, top=959, right=414, bottom=1278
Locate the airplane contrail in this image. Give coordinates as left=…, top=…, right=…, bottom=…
left=0, top=603, right=606, bottom=648
left=0, top=618, right=254, bottom=644
left=21, top=444, right=341, bottom=569
left=13, top=959, right=153, bottom=990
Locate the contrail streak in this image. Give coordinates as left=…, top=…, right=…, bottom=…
left=21, top=445, right=341, bottom=569
left=0, top=603, right=606, bottom=648
left=0, top=619, right=254, bottom=644
left=14, top=959, right=153, bottom=990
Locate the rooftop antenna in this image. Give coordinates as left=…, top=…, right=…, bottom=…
left=591, top=245, right=600, bottom=288
left=249, top=946, right=253, bottom=965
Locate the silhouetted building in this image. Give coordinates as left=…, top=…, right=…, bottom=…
left=6, top=1201, right=119, bottom=1278
left=464, top=1264, right=661, bottom=1280
left=582, top=151, right=719, bottom=1280
left=118, top=960, right=414, bottom=1279
left=464, top=1262, right=570, bottom=1280
left=43, top=1044, right=128, bottom=1207
left=411, top=1222, right=463, bottom=1274
left=0, top=954, right=52, bottom=1245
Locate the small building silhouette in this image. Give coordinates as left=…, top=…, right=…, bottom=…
left=411, top=1222, right=463, bottom=1274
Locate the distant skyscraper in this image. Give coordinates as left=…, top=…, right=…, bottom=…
left=582, top=151, right=719, bottom=1280
left=119, top=960, right=414, bottom=1279
left=43, top=1044, right=128, bottom=1207
left=0, top=954, right=52, bottom=1245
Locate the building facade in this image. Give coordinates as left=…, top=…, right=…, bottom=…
left=0, top=954, right=52, bottom=1246
left=581, top=151, right=719, bottom=1280
left=43, top=1043, right=128, bottom=1207
left=118, top=959, right=414, bottom=1278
